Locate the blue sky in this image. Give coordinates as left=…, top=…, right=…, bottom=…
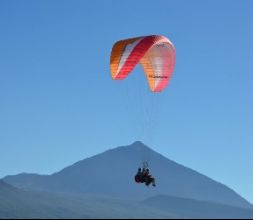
left=0, top=0, right=253, bottom=203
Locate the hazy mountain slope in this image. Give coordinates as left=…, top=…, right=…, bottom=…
left=142, top=195, right=253, bottom=219
left=3, top=141, right=252, bottom=208
left=0, top=180, right=177, bottom=219
left=1, top=180, right=253, bottom=219
left=0, top=180, right=89, bottom=219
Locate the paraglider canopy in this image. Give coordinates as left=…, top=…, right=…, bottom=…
left=110, top=35, right=175, bottom=92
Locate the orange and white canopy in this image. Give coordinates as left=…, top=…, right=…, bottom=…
left=110, top=35, right=175, bottom=92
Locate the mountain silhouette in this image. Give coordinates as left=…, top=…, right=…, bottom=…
left=142, top=195, right=253, bottom=219
left=0, top=180, right=177, bottom=218
left=1, top=180, right=253, bottom=219
left=3, top=141, right=252, bottom=209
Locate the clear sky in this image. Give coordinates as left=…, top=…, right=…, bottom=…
left=0, top=0, right=253, bottom=203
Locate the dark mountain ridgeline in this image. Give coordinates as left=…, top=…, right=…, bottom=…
left=3, top=141, right=252, bottom=211
left=0, top=181, right=177, bottom=219
left=1, top=180, right=253, bottom=219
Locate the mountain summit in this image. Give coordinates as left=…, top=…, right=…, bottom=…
left=3, top=141, right=252, bottom=208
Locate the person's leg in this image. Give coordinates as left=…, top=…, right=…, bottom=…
left=152, top=177, right=156, bottom=186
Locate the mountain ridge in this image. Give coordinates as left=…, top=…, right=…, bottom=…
left=1, top=182, right=253, bottom=219
left=0, top=180, right=178, bottom=219
left=3, top=141, right=252, bottom=209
